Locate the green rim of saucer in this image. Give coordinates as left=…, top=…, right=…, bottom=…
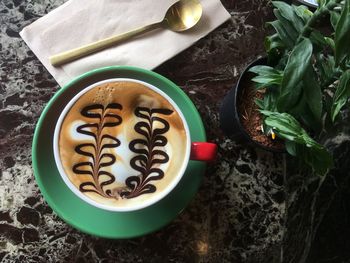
left=32, top=66, right=207, bottom=239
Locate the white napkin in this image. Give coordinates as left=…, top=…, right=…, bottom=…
left=20, top=0, right=231, bottom=87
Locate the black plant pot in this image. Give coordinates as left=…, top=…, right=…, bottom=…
left=219, top=57, right=285, bottom=153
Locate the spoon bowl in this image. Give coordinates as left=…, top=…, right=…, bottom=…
left=50, top=0, right=203, bottom=67
left=164, top=0, right=202, bottom=32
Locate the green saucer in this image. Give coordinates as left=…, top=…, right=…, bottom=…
left=32, top=66, right=206, bottom=239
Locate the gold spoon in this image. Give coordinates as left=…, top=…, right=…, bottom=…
left=50, top=0, right=202, bottom=67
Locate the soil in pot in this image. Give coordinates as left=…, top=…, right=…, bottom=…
left=237, top=76, right=285, bottom=151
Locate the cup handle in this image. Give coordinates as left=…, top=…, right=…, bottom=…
left=190, top=142, right=217, bottom=162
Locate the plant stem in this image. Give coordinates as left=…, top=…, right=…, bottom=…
left=297, top=0, right=342, bottom=43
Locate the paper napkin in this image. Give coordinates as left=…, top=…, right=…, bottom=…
left=20, top=0, right=231, bottom=87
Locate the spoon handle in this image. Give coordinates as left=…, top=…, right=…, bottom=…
left=50, top=21, right=162, bottom=67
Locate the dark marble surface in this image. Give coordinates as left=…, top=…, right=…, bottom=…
left=0, top=0, right=349, bottom=262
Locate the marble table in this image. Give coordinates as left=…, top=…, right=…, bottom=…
left=1, top=0, right=349, bottom=262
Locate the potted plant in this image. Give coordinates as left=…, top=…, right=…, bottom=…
left=220, top=0, right=350, bottom=175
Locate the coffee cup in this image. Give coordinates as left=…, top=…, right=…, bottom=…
left=53, top=78, right=216, bottom=212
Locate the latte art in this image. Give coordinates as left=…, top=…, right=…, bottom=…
left=73, top=103, right=123, bottom=198
left=124, top=107, right=173, bottom=198
left=57, top=81, right=188, bottom=208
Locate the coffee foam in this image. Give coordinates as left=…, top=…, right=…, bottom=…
left=58, top=81, right=187, bottom=208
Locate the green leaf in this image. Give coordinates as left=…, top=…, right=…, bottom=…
left=288, top=89, right=321, bottom=132
left=293, top=5, right=313, bottom=24
left=263, top=92, right=279, bottom=112
left=285, top=140, right=297, bottom=156
left=303, top=65, right=322, bottom=121
left=261, top=111, right=316, bottom=146
left=255, top=98, right=265, bottom=109
left=319, top=55, right=333, bottom=79
left=273, top=9, right=299, bottom=41
left=268, top=21, right=295, bottom=49
left=273, top=1, right=304, bottom=33
left=276, top=54, right=289, bottom=70
left=277, top=82, right=303, bottom=113
left=301, top=104, right=322, bottom=132
left=318, top=0, right=325, bottom=5
left=331, top=70, right=350, bottom=121
left=330, top=10, right=340, bottom=31
left=270, top=1, right=305, bottom=47
left=335, top=0, right=350, bottom=66
left=251, top=75, right=282, bottom=86
left=317, top=0, right=332, bottom=7
left=265, top=33, right=284, bottom=52
left=301, top=146, right=333, bottom=176
left=324, top=37, right=335, bottom=51
left=249, top=65, right=283, bottom=89
left=260, top=110, right=305, bottom=143
left=260, top=110, right=332, bottom=175
left=249, top=65, right=282, bottom=76
left=277, top=38, right=313, bottom=111
left=316, top=54, right=336, bottom=84
left=309, top=31, right=328, bottom=51
left=318, top=0, right=325, bottom=6
left=288, top=89, right=307, bottom=116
